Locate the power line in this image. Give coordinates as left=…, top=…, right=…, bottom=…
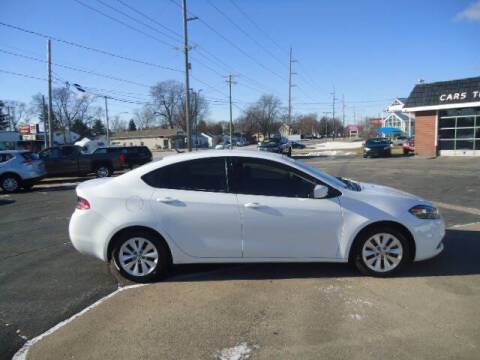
left=72, top=0, right=175, bottom=48
left=0, top=48, right=154, bottom=89
left=0, top=22, right=183, bottom=73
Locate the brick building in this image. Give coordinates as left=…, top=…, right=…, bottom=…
left=404, top=77, right=480, bottom=156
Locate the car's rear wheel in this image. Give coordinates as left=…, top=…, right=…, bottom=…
left=112, top=230, right=169, bottom=282
left=1, top=174, right=21, bottom=193
left=353, top=226, right=410, bottom=277
left=95, top=165, right=112, bottom=178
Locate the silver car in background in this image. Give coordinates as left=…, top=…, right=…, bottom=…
left=0, top=150, right=46, bottom=192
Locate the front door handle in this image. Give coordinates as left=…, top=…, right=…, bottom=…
left=244, top=202, right=263, bottom=208
left=156, top=197, right=177, bottom=203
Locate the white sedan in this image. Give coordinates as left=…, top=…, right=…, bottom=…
left=69, top=150, right=445, bottom=282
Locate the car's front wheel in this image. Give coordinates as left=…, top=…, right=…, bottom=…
left=112, top=230, right=169, bottom=282
left=1, top=174, right=21, bottom=193
left=353, top=226, right=410, bottom=277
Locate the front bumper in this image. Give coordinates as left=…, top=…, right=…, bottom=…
left=411, top=218, right=446, bottom=261
left=364, top=148, right=391, bottom=157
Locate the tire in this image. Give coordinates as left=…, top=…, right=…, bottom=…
left=353, top=226, right=411, bottom=277
left=403, top=149, right=408, bottom=155
left=95, top=165, right=112, bottom=178
left=112, top=230, right=169, bottom=282
left=23, top=183, right=34, bottom=191
left=1, top=174, right=21, bottom=193
left=287, top=147, right=292, bottom=157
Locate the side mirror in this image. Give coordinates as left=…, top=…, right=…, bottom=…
left=313, top=184, right=329, bottom=199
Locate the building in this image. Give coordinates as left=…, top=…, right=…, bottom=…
left=383, top=98, right=415, bottom=137
left=403, top=76, right=480, bottom=156
left=111, top=128, right=185, bottom=150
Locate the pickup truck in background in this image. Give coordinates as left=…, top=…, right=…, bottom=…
left=93, top=146, right=152, bottom=169
left=39, top=145, right=127, bottom=178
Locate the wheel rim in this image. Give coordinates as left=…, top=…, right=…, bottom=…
left=362, top=233, right=403, bottom=273
left=97, top=167, right=109, bottom=177
left=3, top=177, right=18, bottom=192
left=118, top=237, right=158, bottom=277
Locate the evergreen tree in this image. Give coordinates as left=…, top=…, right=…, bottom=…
left=92, top=119, right=106, bottom=136
left=128, top=119, right=137, bottom=131
left=71, top=118, right=91, bottom=138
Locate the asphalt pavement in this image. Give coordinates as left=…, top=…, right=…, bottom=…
left=1, top=154, right=479, bottom=359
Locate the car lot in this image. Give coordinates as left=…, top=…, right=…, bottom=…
left=1, top=154, right=480, bottom=359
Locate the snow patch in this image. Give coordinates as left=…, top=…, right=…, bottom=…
left=310, top=141, right=363, bottom=150
left=350, top=314, right=363, bottom=321
left=217, top=342, right=252, bottom=360
left=297, top=150, right=356, bottom=157
left=346, top=298, right=373, bottom=307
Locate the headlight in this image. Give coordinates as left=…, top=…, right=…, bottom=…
left=409, top=205, right=440, bottom=219
left=364, top=147, right=370, bottom=151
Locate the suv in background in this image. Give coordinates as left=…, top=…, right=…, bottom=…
left=0, top=150, right=46, bottom=192
left=94, top=146, right=153, bottom=169
left=258, top=138, right=292, bottom=156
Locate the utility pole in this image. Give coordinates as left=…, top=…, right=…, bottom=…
left=104, top=96, right=110, bottom=146
left=225, top=75, right=237, bottom=149
left=42, top=95, right=47, bottom=148
left=47, top=39, right=53, bottom=147
left=181, top=0, right=197, bottom=152
left=288, top=47, right=293, bottom=135
left=331, top=86, right=337, bottom=138
left=342, top=94, right=345, bottom=137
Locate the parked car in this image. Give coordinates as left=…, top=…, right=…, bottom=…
left=93, top=146, right=152, bottom=169
left=69, top=150, right=444, bottom=282
left=363, top=138, right=393, bottom=158
left=0, top=150, right=46, bottom=192
left=403, top=139, right=415, bottom=155
left=39, top=145, right=127, bottom=178
left=392, top=136, right=410, bottom=146
left=258, top=138, right=292, bottom=156
left=215, top=142, right=230, bottom=150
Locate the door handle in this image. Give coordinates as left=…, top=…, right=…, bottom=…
left=244, top=202, right=263, bottom=208
left=156, top=197, right=176, bottom=203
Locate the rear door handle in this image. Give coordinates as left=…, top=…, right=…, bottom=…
left=244, top=202, right=263, bottom=209
left=156, top=197, right=176, bottom=203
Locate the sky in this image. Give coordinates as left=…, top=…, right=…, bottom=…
left=1, top=0, right=479, bottom=126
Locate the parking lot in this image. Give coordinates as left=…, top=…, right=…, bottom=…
left=1, top=154, right=480, bottom=359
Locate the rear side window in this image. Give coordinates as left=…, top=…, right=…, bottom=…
left=142, top=157, right=227, bottom=192
left=94, top=148, right=108, bottom=154
left=20, top=152, right=36, bottom=161
left=0, top=154, right=13, bottom=162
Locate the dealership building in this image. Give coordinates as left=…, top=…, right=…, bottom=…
left=404, top=76, right=480, bottom=156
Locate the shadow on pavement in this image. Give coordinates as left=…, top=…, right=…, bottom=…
left=165, top=229, right=480, bottom=282
left=0, top=199, right=15, bottom=206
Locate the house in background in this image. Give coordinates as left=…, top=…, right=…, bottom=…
left=383, top=98, right=415, bottom=137
left=111, top=128, right=185, bottom=150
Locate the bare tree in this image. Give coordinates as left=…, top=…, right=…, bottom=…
left=110, top=115, right=127, bottom=133
left=176, top=90, right=209, bottom=132
left=3, top=101, right=30, bottom=130
left=133, top=106, right=156, bottom=130
left=150, top=80, right=184, bottom=128
left=252, top=95, right=282, bottom=138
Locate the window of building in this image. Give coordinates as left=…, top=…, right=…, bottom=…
left=438, top=107, right=480, bottom=151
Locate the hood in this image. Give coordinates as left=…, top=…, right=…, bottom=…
left=359, top=182, right=427, bottom=203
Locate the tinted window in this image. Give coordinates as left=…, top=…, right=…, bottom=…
left=0, top=154, right=13, bottom=162
left=142, top=157, right=227, bottom=192
left=366, top=138, right=390, bottom=145
left=94, top=148, right=108, bottom=154
left=40, top=148, right=61, bottom=159
left=231, top=158, right=316, bottom=198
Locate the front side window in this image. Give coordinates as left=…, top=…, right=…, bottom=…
left=230, top=158, right=317, bottom=198
left=94, top=148, right=108, bottom=154
left=142, top=157, right=227, bottom=192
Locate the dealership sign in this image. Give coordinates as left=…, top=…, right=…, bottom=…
left=18, top=123, right=39, bottom=134
left=440, top=91, right=480, bottom=102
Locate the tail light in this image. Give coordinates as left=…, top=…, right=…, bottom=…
left=76, top=196, right=90, bottom=210
left=120, top=153, right=126, bottom=163
left=23, top=159, right=34, bottom=165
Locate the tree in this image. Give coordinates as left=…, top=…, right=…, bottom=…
left=92, top=119, right=106, bottom=136
left=71, top=118, right=91, bottom=138
left=176, top=90, right=209, bottom=132
left=110, top=115, right=127, bottom=133
left=242, top=95, right=282, bottom=138
left=133, top=106, right=156, bottom=130
left=0, top=101, right=30, bottom=130
left=150, top=80, right=184, bottom=128
left=0, top=101, right=9, bottom=130
left=128, top=119, right=137, bottom=131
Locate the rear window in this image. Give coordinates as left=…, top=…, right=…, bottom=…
left=20, top=152, right=37, bottom=161
left=142, top=157, right=227, bottom=192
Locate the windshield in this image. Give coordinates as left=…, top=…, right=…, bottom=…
left=292, top=159, right=348, bottom=189
left=366, top=138, right=390, bottom=145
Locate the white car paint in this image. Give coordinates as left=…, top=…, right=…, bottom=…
left=69, top=150, right=444, bottom=270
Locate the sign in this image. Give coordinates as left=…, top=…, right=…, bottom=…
left=19, top=124, right=30, bottom=134
left=30, top=124, right=38, bottom=134
left=22, top=134, right=37, bottom=141
left=348, top=125, right=361, bottom=132
left=439, top=91, right=480, bottom=102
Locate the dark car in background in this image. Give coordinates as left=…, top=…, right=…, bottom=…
left=94, top=146, right=152, bottom=169
left=288, top=140, right=306, bottom=149
left=39, top=145, right=128, bottom=178
left=363, top=138, right=393, bottom=158
left=258, top=138, right=292, bottom=156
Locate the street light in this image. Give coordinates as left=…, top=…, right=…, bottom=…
left=73, top=83, right=110, bottom=146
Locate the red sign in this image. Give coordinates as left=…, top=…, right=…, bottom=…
left=348, top=125, right=361, bottom=132
left=19, top=124, right=30, bottom=134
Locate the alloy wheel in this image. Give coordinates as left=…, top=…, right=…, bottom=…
left=362, top=233, right=403, bottom=273
left=118, top=237, right=159, bottom=277
left=2, top=177, right=19, bottom=192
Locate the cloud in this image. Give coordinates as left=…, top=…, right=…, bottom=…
left=455, top=0, right=480, bottom=21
